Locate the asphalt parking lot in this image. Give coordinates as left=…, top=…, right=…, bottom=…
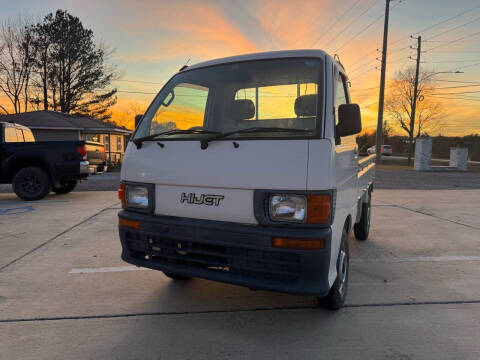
left=1, top=173, right=480, bottom=359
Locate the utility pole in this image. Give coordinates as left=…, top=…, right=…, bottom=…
left=408, top=35, right=422, bottom=166
left=375, top=0, right=391, bottom=163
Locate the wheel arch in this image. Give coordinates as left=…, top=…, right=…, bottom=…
left=6, top=156, right=53, bottom=184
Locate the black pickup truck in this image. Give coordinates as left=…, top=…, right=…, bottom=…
left=0, top=121, right=89, bottom=200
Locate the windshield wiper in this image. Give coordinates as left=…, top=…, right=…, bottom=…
left=199, top=127, right=312, bottom=150
left=133, top=128, right=221, bottom=149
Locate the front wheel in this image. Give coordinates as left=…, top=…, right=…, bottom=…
left=52, top=180, right=77, bottom=194
left=318, top=225, right=349, bottom=310
left=12, top=166, right=51, bottom=201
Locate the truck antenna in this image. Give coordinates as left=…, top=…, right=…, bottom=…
left=179, top=58, right=191, bottom=71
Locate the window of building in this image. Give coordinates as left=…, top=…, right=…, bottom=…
left=116, top=136, right=122, bottom=152
left=84, top=134, right=103, bottom=143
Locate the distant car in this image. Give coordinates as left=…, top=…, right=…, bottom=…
left=85, top=141, right=108, bottom=174
left=367, top=145, right=392, bottom=156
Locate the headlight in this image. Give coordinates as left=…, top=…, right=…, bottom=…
left=126, top=185, right=149, bottom=208
left=269, top=195, right=306, bottom=223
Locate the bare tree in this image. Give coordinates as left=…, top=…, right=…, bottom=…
left=0, top=17, right=35, bottom=114
left=385, top=66, right=444, bottom=164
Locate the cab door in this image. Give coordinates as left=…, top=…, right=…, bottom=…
left=333, top=68, right=359, bottom=218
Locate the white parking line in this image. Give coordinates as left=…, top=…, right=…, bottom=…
left=69, top=266, right=148, bottom=274
left=351, top=256, right=480, bottom=264
left=68, top=255, right=480, bottom=274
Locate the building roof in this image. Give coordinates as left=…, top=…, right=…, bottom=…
left=185, top=49, right=330, bottom=71
left=1, top=111, right=132, bottom=134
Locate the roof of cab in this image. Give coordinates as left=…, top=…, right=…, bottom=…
left=0, top=121, right=30, bottom=130
left=184, top=49, right=331, bottom=71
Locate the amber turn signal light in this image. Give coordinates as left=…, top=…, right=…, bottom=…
left=119, top=217, right=140, bottom=230
left=272, top=237, right=325, bottom=250
left=307, top=194, right=331, bottom=224
left=118, top=183, right=126, bottom=207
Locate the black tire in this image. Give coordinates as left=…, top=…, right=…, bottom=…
left=12, top=166, right=51, bottom=201
left=318, top=225, right=349, bottom=310
left=163, top=272, right=191, bottom=281
left=354, top=199, right=371, bottom=241
left=52, top=180, right=77, bottom=194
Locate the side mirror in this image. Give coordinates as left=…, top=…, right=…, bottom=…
left=134, top=114, right=143, bottom=128
left=336, top=103, right=362, bottom=137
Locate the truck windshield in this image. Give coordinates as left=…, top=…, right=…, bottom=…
left=134, top=58, right=323, bottom=141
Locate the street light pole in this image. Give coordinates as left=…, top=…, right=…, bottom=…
left=375, top=0, right=391, bottom=163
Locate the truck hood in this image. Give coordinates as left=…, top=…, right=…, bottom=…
left=122, top=139, right=309, bottom=190
left=121, top=139, right=309, bottom=224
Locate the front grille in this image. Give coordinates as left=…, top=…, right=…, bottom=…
left=125, top=232, right=300, bottom=283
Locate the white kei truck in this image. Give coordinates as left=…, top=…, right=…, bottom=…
left=117, top=50, right=375, bottom=310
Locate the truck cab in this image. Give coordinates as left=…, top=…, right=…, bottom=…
left=118, top=50, right=375, bottom=309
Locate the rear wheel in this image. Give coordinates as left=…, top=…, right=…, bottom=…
left=12, top=166, right=51, bottom=201
left=354, top=199, right=371, bottom=241
left=163, top=272, right=191, bottom=281
left=52, top=180, right=77, bottom=194
left=318, top=225, right=349, bottom=310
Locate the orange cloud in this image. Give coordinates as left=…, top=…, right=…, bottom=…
left=115, top=0, right=258, bottom=63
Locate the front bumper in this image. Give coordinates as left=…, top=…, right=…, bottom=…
left=118, top=210, right=332, bottom=296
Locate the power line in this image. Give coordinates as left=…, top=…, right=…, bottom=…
left=421, top=59, right=480, bottom=64
left=309, top=0, right=365, bottom=48
left=334, top=12, right=385, bottom=53
left=323, top=0, right=379, bottom=50
left=411, top=3, right=480, bottom=38
left=424, top=30, right=480, bottom=52
left=115, top=79, right=164, bottom=85
left=117, top=90, right=157, bottom=95
left=457, top=61, right=480, bottom=70
left=430, top=95, right=480, bottom=102
left=336, top=0, right=407, bottom=53
left=434, top=79, right=480, bottom=84
left=350, top=86, right=380, bottom=91
left=348, top=3, right=480, bottom=71
left=431, top=89, right=480, bottom=95
left=433, top=84, right=480, bottom=90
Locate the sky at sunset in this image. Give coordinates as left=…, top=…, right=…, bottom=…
left=1, top=0, right=479, bottom=136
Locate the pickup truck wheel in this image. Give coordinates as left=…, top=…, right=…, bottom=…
left=12, top=166, right=51, bottom=201
left=318, top=226, right=349, bottom=310
left=354, top=200, right=371, bottom=241
left=163, top=272, right=191, bottom=281
left=52, top=180, right=77, bottom=194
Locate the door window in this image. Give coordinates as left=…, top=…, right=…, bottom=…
left=334, top=74, right=348, bottom=126
left=16, top=129, right=25, bottom=142
left=4, top=127, right=18, bottom=142
left=334, top=73, right=356, bottom=145
left=22, top=129, right=35, bottom=142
